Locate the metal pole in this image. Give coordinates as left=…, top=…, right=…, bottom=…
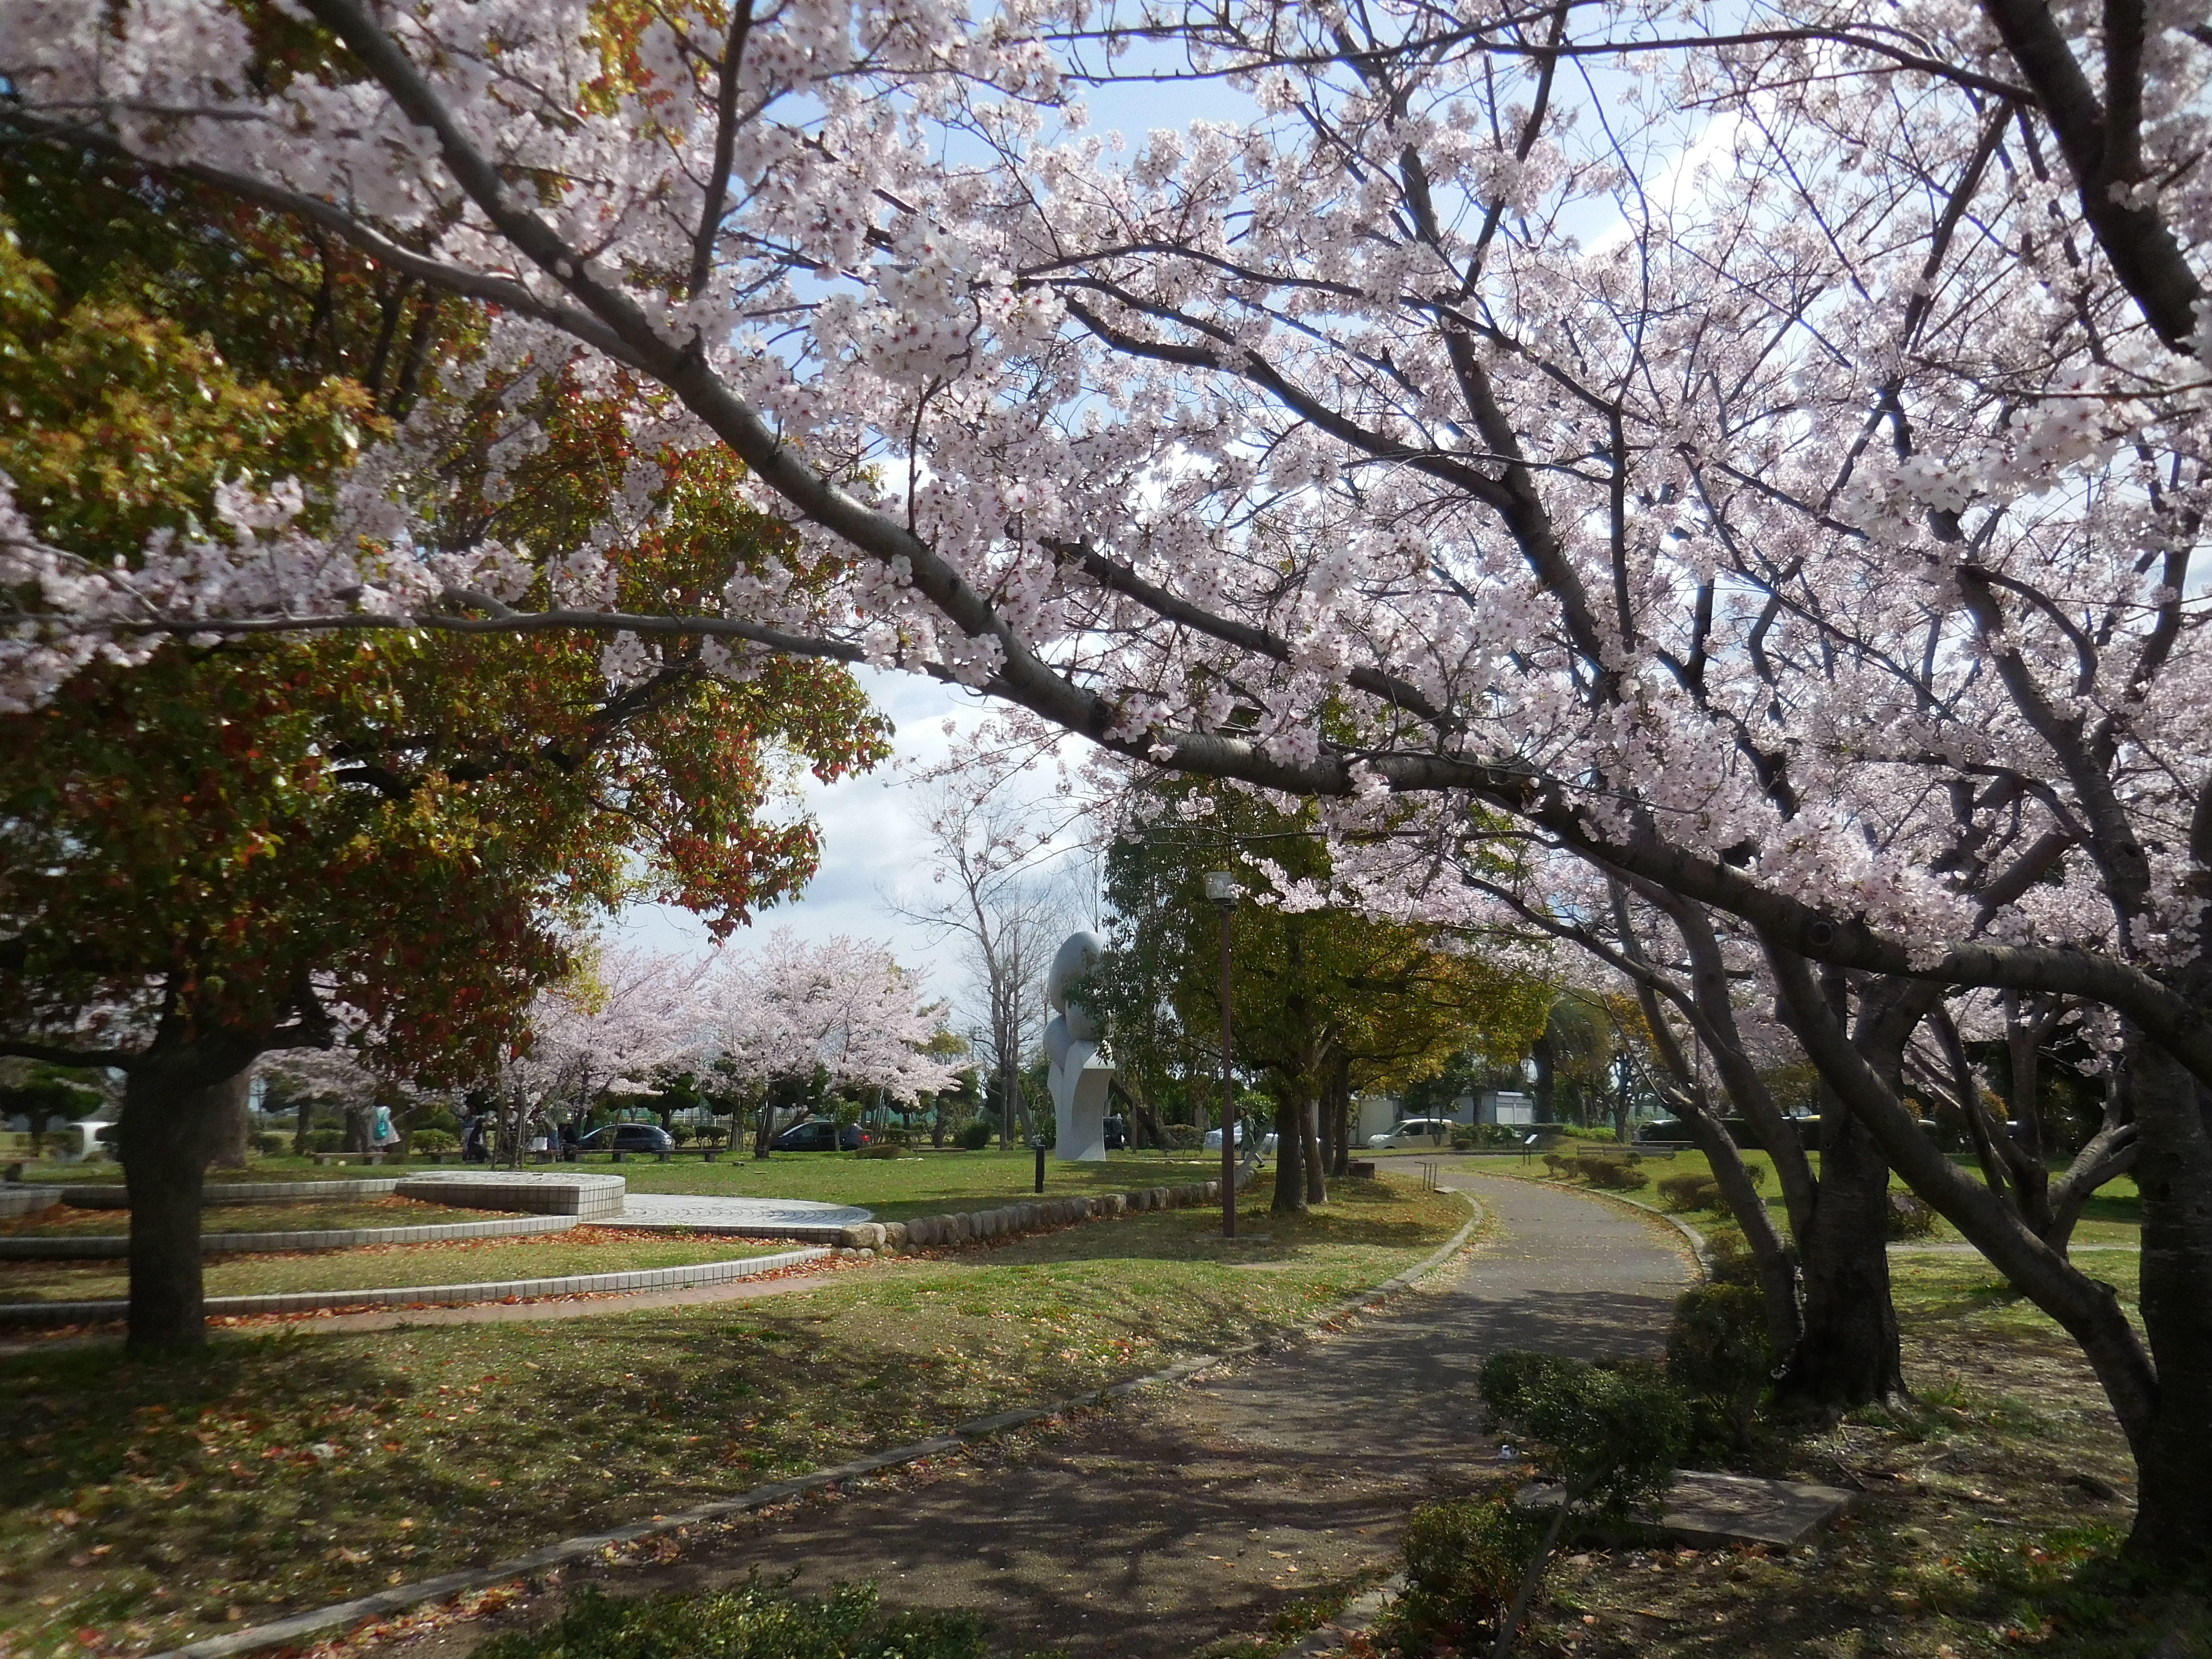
left=1219, top=901, right=1237, bottom=1239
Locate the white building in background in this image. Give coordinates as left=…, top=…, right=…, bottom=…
left=1476, top=1091, right=1535, bottom=1126
left=1355, top=1092, right=1401, bottom=1144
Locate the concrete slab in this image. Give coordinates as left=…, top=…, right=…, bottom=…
left=600, top=1191, right=872, bottom=1234
left=396, top=1170, right=627, bottom=1220
left=1521, top=1469, right=1854, bottom=1548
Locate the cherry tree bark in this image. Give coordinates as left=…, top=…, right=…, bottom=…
left=117, top=1053, right=258, bottom=1352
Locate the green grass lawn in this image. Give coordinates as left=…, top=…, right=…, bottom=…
left=0, top=1198, right=526, bottom=1238
left=13, top=1148, right=1236, bottom=1223
left=0, top=1177, right=1466, bottom=1659
left=0, top=1231, right=785, bottom=1304
left=1486, top=1147, right=2143, bottom=1247
left=602, top=1147, right=1242, bottom=1219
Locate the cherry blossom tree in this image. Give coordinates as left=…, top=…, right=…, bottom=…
left=6, top=0, right=2212, bottom=1554
left=503, top=946, right=718, bottom=1154
left=702, top=930, right=957, bottom=1155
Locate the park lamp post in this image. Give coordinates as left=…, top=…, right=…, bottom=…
left=1203, top=869, right=1239, bottom=1239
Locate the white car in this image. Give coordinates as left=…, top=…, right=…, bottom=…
left=1368, top=1118, right=1459, bottom=1150
left=1202, top=1125, right=1280, bottom=1154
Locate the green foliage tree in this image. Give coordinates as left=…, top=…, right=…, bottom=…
left=1094, top=783, right=1549, bottom=1211
left=0, top=171, right=886, bottom=1349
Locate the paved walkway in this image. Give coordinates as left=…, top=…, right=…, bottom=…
left=399, top=1169, right=1689, bottom=1659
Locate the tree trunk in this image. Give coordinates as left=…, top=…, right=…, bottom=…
left=1271, top=1092, right=1306, bottom=1214
left=202, top=1070, right=252, bottom=1169
left=120, top=1060, right=240, bottom=1352
left=1302, top=1087, right=1326, bottom=1205
left=1532, top=1034, right=1555, bottom=1121
left=1329, top=1053, right=1354, bottom=1177
left=2121, top=1035, right=2212, bottom=1565
left=753, top=1094, right=775, bottom=1160
left=1779, top=1099, right=1904, bottom=1408
left=292, top=1091, right=313, bottom=1156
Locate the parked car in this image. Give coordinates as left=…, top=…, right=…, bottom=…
left=1367, top=1118, right=1458, bottom=1150
left=770, top=1118, right=870, bottom=1152
left=1201, top=1125, right=1280, bottom=1154
left=577, top=1122, right=674, bottom=1156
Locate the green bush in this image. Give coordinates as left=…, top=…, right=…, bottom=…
left=1701, top=1225, right=1759, bottom=1286
left=1386, top=1494, right=1549, bottom=1654
left=410, top=1128, right=458, bottom=1155
left=1472, top=1352, right=1693, bottom=1655
left=1540, top=1151, right=1569, bottom=1176
left=854, top=1143, right=902, bottom=1159
left=308, top=1127, right=345, bottom=1153
left=696, top=1124, right=729, bottom=1148
left=1573, top=1155, right=1649, bottom=1191
left=1451, top=1123, right=1522, bottom=1151
left=252, top=1131, right=289, bottom=1158
left=954, top=1119, right=994, bottom=1151
left=1656, top=1172, right=1719, bottom=1212
left=668, top=1122, right=694, bottom=1146
left=1888, top=1190, right=1939, bottom=1239
left=1666, top=1283, right=1773, bottom=1448
left=1480, top=1351, right=1691, bottom=1523
left=1161, top=1123, right=1202, bottom=1151
left=474, top=1581, right=987, bottom=1659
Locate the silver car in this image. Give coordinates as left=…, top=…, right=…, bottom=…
left=1368, top=1118, right=1458, bottom=1149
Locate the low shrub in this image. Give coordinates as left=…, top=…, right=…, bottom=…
left=854, top=1143, right=902, bottom=1159
left=308, top=1127, right=344, bottom=1153
left=695, top=1125, right=729, bottom=1148
left=1161, top=1123, right=1202, bottom=1151
left=954, top=1119, right=994, bottom=1151
left=1666, top=1282, right=1773, bottom=1448
left=252, top=1131, right=289, bottom=1159
left=474, top=1581, right=988, bottom=1659
left=1656, top=1172, right=1720, bottom=1212
left=1540, top=1151, right=1570, bottom=1176
left=1888, top=1190, right=1939, bottom=1239
left=668, top=1122, right=693, bottom=1146
left=410, top=1128, right=458, bottom=1155
left=1702, top=1225, right=1759, bottom=1286
left=1574, top=1155, right=1650, bottom=1191
left=875, top=1127, right=914, bottom=1148
left=1385, top=1494, right=1549, bottom=1655
left=1473, top=1351, right=1694, bottom=1654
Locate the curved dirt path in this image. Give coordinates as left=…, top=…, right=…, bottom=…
left=399, top=1170, right=1689, bottom=1659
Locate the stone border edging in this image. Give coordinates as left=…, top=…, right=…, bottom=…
left=0, top=1186, right=60, bottom=1220
left=143, top=1189, right=1483, bottom=1659
left=0, top=1245, right=825, bottom=1328
left=1277, top=1573, right=1406, bottom=1658
left=0, top=1213, right=576, bottom=1261
left=831, top=1157, right=1268, bottom=1253
left=49, top=1179, right=407, bottom=1209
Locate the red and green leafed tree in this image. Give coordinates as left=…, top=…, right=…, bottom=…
left=0, top=163, right=888, bottom=1349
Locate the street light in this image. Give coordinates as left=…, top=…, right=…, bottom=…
left=1203, top=870, right=1239, bottom=1239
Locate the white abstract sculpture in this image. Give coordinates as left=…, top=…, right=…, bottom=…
left=1043, top=931, right=1115, bottom=1161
